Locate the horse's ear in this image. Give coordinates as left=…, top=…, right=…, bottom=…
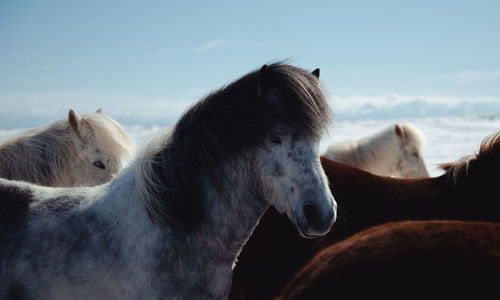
left=395, top=124, right=405, bottom=139
left=95, top=108, right=103, bottom=114
left=257, top=64, right=268, bottom=98
left=68, top=109, right=82, bottom=133
left=312, top=68, right=320, bottom=79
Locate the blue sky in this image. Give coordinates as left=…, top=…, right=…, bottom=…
left=1, top=0, right=499, bottom=127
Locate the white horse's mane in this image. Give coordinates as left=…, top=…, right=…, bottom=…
left=0, top=112, right=134, bottom=186
left=116, top=126, right=173, bottom=221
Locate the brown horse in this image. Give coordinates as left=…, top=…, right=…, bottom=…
left=229, top=132, right=500, bottom=300
left=279, top=220, right=500, bottom=299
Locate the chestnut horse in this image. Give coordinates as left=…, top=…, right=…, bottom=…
left=229, top=132, right=500, bottom=300
left=279, top=220, right=500, bottom=299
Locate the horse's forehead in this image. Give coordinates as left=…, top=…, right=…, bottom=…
left=78, top=125, right=105, bottom=147
left=401, top=142, right=415, bottom=151
left=275, top=136, right=318, bottom=165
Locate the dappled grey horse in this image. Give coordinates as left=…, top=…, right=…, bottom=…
left=0, top=63, right=336, bottom=299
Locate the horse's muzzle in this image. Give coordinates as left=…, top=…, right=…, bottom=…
left=297, top=195, right=336, bottom=238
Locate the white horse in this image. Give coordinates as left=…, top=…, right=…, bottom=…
left=323, top=123, right=429, bottom=178
left=0, top=109, right=134, bottom=187
left=0, top=63, right=336, bottom=299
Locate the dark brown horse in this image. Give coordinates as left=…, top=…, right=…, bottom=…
left=229, top=132, right=500, bottom=300
left=279, top=220, right=500, bottom=299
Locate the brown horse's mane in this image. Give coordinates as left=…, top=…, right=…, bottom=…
left=440, top=132, right=500, bottom=186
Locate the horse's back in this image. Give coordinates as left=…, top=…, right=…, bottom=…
left=280, top=220, right=500, bottom=299
left=0, top=180, right=120, bottom=299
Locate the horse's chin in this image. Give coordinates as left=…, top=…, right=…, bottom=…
left=295, top=219, right=320, bottom=239
left=281, top=207, right=312, bottom=238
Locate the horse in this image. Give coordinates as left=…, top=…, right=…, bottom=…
left=279, top=220, right=500, bottom=299
left=0, top=109, right=134, bottom=187
left=229, top=132, right=500, bottom=300
left=322, top=122, right=429, bottom=178
left=0, top=63, right=336, bottom=299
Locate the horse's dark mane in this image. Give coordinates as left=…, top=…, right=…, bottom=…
left=147, top=63, right=331, bottom=231
left=441, top=131, right=500, bottom=186
left=0, top=184, right=33, bottom=244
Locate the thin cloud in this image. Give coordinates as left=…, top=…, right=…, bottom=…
left=194, top=39, right=232, bottom=52
left=448, top=70, right=500, bottom=85
left=147, top=48, right=173, bottom=57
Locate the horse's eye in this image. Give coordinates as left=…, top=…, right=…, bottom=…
left=271, top=136, right=282, bottom=145
left=412, top=152, right=419, bottom=158
left=93, top=161, right=106, bottom=169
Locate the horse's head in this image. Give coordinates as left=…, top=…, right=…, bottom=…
left=250, top=65, right=335, bottom=238
left=141, top=64, right=336, bottom=236
left=393, top=123, right=429, bottom=178
left=65, top=109, right=134, bottom=186
left=253, top=127, right=336, bottom=238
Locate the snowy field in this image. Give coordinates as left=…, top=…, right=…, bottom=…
left=1, top=114, right=498, bottom=178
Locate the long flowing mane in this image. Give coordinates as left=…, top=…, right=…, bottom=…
left=440, top=131, right=500, bottom=186
left=134, top=63, right=331, bottom=231
left=0, top=113, right=133, bottom=186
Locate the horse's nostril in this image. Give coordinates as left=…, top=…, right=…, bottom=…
left=302, top=202, right=334, bottom=235
left=303, top=204, right=319, bottom=222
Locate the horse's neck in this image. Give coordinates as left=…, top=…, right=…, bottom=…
left=153, top=168, right=269, bottom=299
left=98, top=165, right=269, bottom=298
left=356, top=133, right=399, bottom=175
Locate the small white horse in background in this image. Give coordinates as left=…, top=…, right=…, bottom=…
left=322, top=123, right=429, bottom=178
left=0, top=109, right=134, bottom=187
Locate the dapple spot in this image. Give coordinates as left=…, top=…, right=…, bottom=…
left=5, top=283, right=30, bottom=300
left=44, top=196, right=84, bottom=212
left=273, top=161, right=285, bottom=177
left=0, top=186, right=33, bottom=242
